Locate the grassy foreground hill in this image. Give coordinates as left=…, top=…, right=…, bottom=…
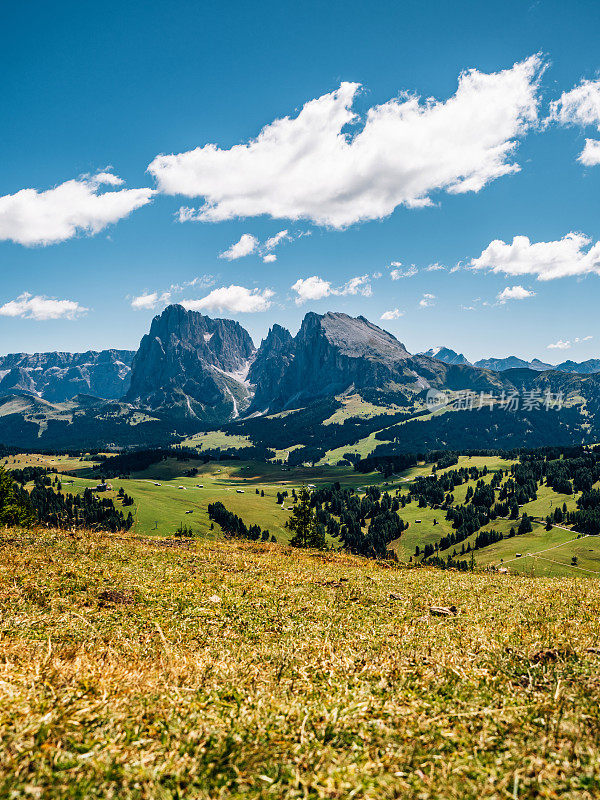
left=2, top=530, right=600, bottom=798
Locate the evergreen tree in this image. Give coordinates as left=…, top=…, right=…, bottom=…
left=286, top=487, right=325, bottom=549
left=0, top=466, right=35, bottom=527
left=518, top=513, right=533, bottom=535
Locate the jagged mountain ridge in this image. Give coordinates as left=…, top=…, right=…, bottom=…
left=0, top=349, right=135, bottom=402
left=3, top=306, right=600, bottom=449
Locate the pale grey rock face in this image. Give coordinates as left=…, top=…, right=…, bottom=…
left=265, top=312, right=416, bottom=409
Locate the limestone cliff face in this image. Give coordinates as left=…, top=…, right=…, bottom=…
left=0, top=350, right=134, bottom=401
left=247, top=324, right=295, bottom=412
left=125, top=304, right=256, bottom=421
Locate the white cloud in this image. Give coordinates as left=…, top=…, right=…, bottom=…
left=550, top=79, right=600, bottom=128
left=340, top=275, right=372, bottom=296
left=419, top=293, right=435, bottom=308
left=0, top=172, right=154, bottom=246
left=176, top=274, right=215, bottom=290
left=549, top=79, right=600, bottom=165
left=580, top=138, right=600, bottom=166
left=0, top=292, right=88, bottom=320
left=390, top=265, right=418, bottom=279
left=182, top=285, right=273, bottom=313
left=219, top=233, right=259, bottom=260
left=263, top=229, right=290, bottom=250
left=547, top=334, right=592, bottom=351
left=291, top=276, right=332, bottom=304
left=216, top=229, right=301, bottom=261
left=177, top=207, right=200, bottom=223
left=291, top=274, right=372, bottom=304
left=426, top=262, right=446, bottom=271
left=149, top=56, right=543, bottom=228
left=381, top=308, right=404, bottom=320
left=90, top=171, right=124, bottom=187
left=471, top=232, right=600, bottom=281
left=497, top=285, right=535, bottom=302
left=131, top=291, right=172, bottom=311
left=133, top=276, right=216, bottom=308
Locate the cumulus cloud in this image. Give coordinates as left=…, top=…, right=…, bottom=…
left=219, top=233, right=259, bottom=260
left=390, top=265, right=418, bottom=279
left=470, top=232, right=600, bottom=281
left=419, top=293, right=435, bottom=308
left=380, top=308, right=404, bottom=320
left=262, top=254, right=277, bottom=263
left=550, top=79, right=600, bottom=127
left=0, top=172, right=154, bottom=246
left=131, top=291, right=172, bottom=310
left=291, top=276, right=333, bottom=304
left=291, top=274, right=372, bottom=304
left=549, top=79, right=600, bottom=164
left=580, top=138, right=600, bottom=166
left=547, top=335, right=592, bottom=351
left=497, top=285, right=535, bottom=302
left=149, top=57, right=543, bottom=228
left=182, top=285, right=273, bottom=313
left=0, top=292, right=88, bottom=320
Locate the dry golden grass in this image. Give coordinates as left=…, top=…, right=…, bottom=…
left=1, top=529, right=600, bottom=798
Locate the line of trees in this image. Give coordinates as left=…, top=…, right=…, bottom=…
left=207, top=501, right=273, bottom=542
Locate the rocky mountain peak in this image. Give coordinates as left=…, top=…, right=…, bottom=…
left=126, top=304, right=256, bottom=421
left=299, top=311, right=411, bottom=363
left=247, top=324, right=295, bottom=412
left=421, top=346, right=472, bottom=366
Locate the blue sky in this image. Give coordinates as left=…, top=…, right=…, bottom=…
left=1, top=0, right=600, bottom=362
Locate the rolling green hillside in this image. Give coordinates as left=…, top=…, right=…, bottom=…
left=9, top=447, right=600, bottom=579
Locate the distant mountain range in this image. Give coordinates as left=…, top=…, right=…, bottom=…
left=421, top=346, right=600, bottom=374
left=1, top=306, right=600, bottom=451
left=0, top=350, right=134, bottom=402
